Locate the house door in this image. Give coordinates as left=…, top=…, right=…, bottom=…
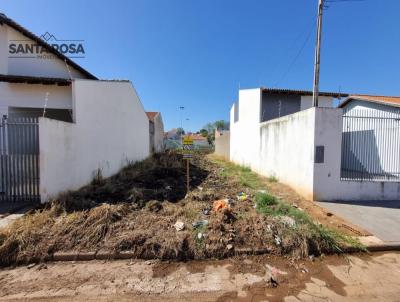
left=0, top=116, right=40, bottom=203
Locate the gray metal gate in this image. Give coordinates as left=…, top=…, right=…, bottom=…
left=0, top=116, right=40, bottom=203
left=341, top=108, right=400, bottom=181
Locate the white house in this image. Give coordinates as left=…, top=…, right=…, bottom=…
left=230, top=88, right=347, bottom=171
left=338, top=95, right=400, bottom=182
left=229, top=88, right=400, bottom=201
left=146, top=112, right=165, bottom=153
left=0, top=14, right=150, bottom=203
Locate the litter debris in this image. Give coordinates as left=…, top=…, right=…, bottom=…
left=197, top=186, right=203, bottom=191
left=202, top=208, right=211, bottom=216
left=213, top=199, right=230, bottom=212
left=197, top=232, right=204, bottom=240
left=27, top=263, right=36, bottom=269
left=192, top=220, right=209, bottom=228
left=37, top=263, right=47, bottom=271
left=257, top=190, right=267, bottom=194
left=280, top=216, right=296, bottom=227
left=309, top=255, right=315, bottom=262
left=237, top=192, right=248, bottom=201
left=227, top=244, right=234, bottom=250
left=274, top=235, right=282, bottom=246
left=265, top=264, right=288, bottom=276
left=267, top=276, right=279, bottom=288
left=301, top=267, right=309, bottom=274
left=174, top=220, right=185, bottom=231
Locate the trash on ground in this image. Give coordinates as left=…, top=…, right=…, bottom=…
left=213, top=199, right=230, bottom=212
left=197, top=232, right=204, bottom=240
left=27, top=263, right=36, bottom=269
left=237, top=192, right=248, bottom=201
left=267, top=276, right=279, bottom=288
left=37, top=263, right=47, bottom=271
left=227, top=244, right=233, bottom=250
left=274, top=235, right=282, bottom=246
left=174, top=220, right=185, bottom=231
left=202, top=208, right=211, bottom=216
left=192, top=220, right=209, bottom=228
left=280, top=216, right=296, bottom=227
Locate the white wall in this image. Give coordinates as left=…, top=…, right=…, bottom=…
left=215, top=131, right=230, bottom=160
left=0, top=82, right=72, bottom=117
left=300, top=95, right=333, bottom=110
left=153, top=113, right=165, bottom=153
left=230, top=88, right=262, bottom=171
left=39, top=80, right=150, bottom=202
left=2, top=24, right=87, bottom=78
left=259, top=109, right=316, bottom=199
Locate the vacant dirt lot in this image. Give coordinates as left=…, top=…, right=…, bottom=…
left=0, top=152, right=363, bottom=266
left=0, top=252, right=399, bottom=301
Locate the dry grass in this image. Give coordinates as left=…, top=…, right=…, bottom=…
left=0, top=152, right=364, bottom=267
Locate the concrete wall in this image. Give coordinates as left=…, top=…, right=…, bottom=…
left=261, top=93, right=301, bottom=122
left=153, top=113, right=165, bottom=153
left=259, top=109, right=316, bottom=199
left=214, top=131, right=230, bottom=160
left=300, top=95, right=333, bottom=110
left=230, top=88, right=262, bottom=171
left=0, top=23, right=86, bottom=78
left=39, top=79, right=150, bottom=202
left=0, top=82, right=72, bottom=117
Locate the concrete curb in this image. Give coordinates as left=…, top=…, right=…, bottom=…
left=17, top=238, right=400, bottom=265
left=349, top=236, right=400, bottom=253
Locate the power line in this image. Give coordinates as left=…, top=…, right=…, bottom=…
left=273, top=24, right=315, bottom=87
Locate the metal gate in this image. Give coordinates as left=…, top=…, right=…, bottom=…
left=341, top=108, right=400, bottom=181
left=0, top=116, right=40, bottom=203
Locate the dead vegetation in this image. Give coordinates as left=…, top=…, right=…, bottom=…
left=0, top=151, right=363, bottom=266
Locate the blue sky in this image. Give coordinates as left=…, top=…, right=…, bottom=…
left=2, top=0, right=400, bottom=131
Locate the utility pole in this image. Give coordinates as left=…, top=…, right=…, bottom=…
left=312, top=0, right=324, bottom=107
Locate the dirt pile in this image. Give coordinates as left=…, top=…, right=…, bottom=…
left=0, top=152, right=361, bottom=266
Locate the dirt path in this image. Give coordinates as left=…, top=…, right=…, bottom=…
left=0, top=252, right=399, bottom=301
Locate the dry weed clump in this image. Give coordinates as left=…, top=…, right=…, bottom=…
left=0, top=152, right=362, bottom=267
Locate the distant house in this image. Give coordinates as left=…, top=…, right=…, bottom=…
left=339, top=95, right=400, bottom=112
left=0, top=14, right=150, bottom=203
left=190, top=133, right=209, bottom=147
left=146, top=112, right=164, bottom=153
left=338, top=95, right=400, bottom=182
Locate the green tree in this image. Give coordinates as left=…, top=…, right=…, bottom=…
left=214, top=120, right=229, bottom=131
left=199, top=129, right=208, bottom=137
left=176, top=127, right=185, bottom=136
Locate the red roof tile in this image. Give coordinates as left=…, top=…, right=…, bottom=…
left=339, top=95, right=400, bottom=108
left=146, top=112, right=159, bottom=122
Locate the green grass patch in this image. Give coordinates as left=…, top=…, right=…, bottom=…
left=255, top=192, right=366, bottom=253
left=267, top=175, right=278, bottom=183
left=210, top=157, right=262, bottom=189
left=210, top=155, right=366, bottom=254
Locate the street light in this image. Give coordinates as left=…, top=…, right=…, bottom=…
left=178, top=106, right=185, bottom=143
